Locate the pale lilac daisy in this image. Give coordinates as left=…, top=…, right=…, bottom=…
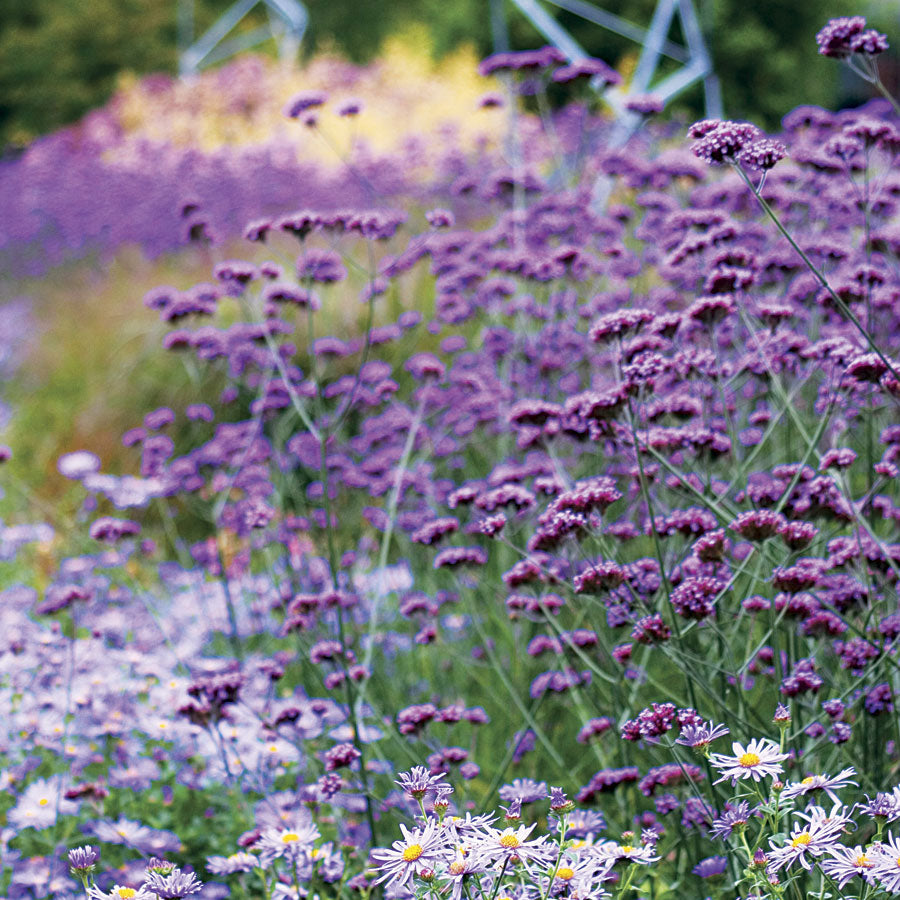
left=143, top=867, right=203, bottom=899
left=710, top=738, right=788, bottom=784
left=370, top=820, right=447, bottom=886
left=595, top=840, right=660, bottom=865
left=765, top=810, right=845, bottom=874
left=205, top=853, right=259, bottom=875
left=675, top=720, right=730, bottom=751
left=89, top=886, right=153, bottom=900
left=257, top=823, right=321, bottom=867
left=781, top=768, right=857, bottom=805
left=8, top=778, right=78, bottom=831
left=869, top=833, right=900, bottom=892
left=820, top=844, right=876, bottom=888
left=474, top=823, right=555, bottom=871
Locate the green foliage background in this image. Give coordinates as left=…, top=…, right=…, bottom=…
left=0, top=0, right=892, bottom=147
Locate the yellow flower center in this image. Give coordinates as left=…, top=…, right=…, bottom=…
left=739, top=752, right=761, bottom=767
left=895, top=856, right=900, bottom=869
left=38, top=798, right=49, bottom=807
left=117, top=890, right=137, bottom=900
left=801, top=777, right=815, bottom=786
left=557, top=867, right=575, bottom=880
left=499, top=833, right=520, bottom=849
left=855, top=855, right=871, bottom=868
left=402, top=844, right=424, bottom=862
left=449, top=862, right=465, bottom=875
left=282, top=833, right=300, bottom=844
left=620, top=845, right=635, bottom=854
left=791, top=833, right=812, bottom=848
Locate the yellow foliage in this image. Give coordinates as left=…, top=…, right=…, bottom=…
left=108, top=32, right=505, bottom=170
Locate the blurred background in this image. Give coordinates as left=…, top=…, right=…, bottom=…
left=0, top=0, right=897, bottom=536
left=1, top=0, right=898, bottom=151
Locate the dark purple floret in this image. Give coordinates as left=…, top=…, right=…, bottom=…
left=325, top=742, right=361, bottom=771
left=670, top=577, right=722, bottom=620
left=850, top=28, right=889, bottom=54
left=478, top=45, right=566, bottom=76
left=639, top=763, right=703, bottom=796
left=730, top=509, right=787, bottom=541
left=397, top=704, right=437, bottom=735
left=411, top=517, right=459, bottom=546
left=625, top=94, right=664, bottom=115
left=433, top=546, right=488, bottom=569
left=284, top=91, right=328, bottom=117
left=552, top=58, right=621, bottom=86
left=865, top=683, right=893, bottom=715
left=631, top=613, right=671, bottom=645
left=815, top=16, right=869, bottom=58
left=89, top=516, right=141, bottom=542
left=738, top=139, right=787, bottom=171
left=693, top=856, right=727, bottom=878
left=690, top=120, right=761, bottom=164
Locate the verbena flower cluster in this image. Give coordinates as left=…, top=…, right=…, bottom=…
left=2, top=15, right=900, bottom=900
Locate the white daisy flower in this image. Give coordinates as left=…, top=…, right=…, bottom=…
left=709, top=737, right=788, bottom=784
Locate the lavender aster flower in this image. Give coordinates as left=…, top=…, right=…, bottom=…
left=675, top=720, right=729, bottom=751
left=144, top=868, right=203, bottom=899
left=692, top=855, right=727, bottom=878
left=205, top=853, right=259, bottom=875
left=821, top=845, right=876, bottom=888
left=869, top=834, right=900, bottom=892
left=68, top=845, right=100, bottom=873
left=861, top=791, right=900, bottom=823
left=395, top=766, right=448, bottom=800
left=766, top=808, right=846, bottom=875
left=370, top=821, right=446, bottom=886
left=499, top=778, right=548, bottom=805
left=781, top=768, right=857, bottom=806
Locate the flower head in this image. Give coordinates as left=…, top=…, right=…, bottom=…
left=370, top=821, right=446, bottom=886
left=675, top=720, right=730, bottom=752
left=143, top=867, right=203, bottom=900
left=821, top=844, right=876, bottom=888
left=68, top=846, right=100, bottom=874
left=89, top=887, right=152, bottom=900
left=395, top=766, right=448, bottom=800
left=766, top=808, right=847, bottom=875
left=781, top=768, right=857, bottom=806
left=710, top=738, right=788, bottom=784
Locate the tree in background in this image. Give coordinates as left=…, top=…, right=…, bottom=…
left=0, top=0, right=893, bottom=149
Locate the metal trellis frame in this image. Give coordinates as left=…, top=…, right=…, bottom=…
left=494, top=0, right=722, bottom=131
left=178, top=0, right=308, bottom=76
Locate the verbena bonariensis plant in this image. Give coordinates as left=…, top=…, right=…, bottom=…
left=3, top=13, right=900, bottom=900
